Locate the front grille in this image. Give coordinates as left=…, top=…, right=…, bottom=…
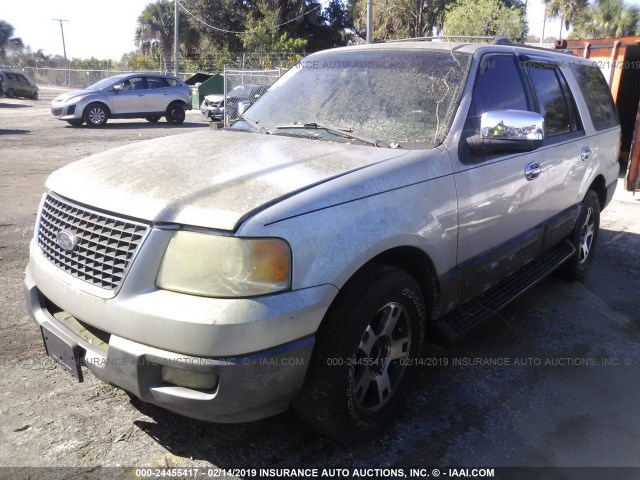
left=51, top=107, right=63, bottom=116
left=38, top=193, right=149, bottom=290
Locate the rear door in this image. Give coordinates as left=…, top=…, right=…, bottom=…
left=145, top=76, right=172, bottom=113
left=520, top=57, right=586, bottom=221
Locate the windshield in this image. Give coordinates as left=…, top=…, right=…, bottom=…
left=86, top=76, right=126, bottom=91
left=229, top=85, right=260, bottom=97
left=243, top=49, right=470, bottom=148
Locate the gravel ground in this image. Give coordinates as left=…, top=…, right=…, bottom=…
left=1, top=87, right=639, bottom=479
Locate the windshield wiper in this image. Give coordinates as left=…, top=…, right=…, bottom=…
left=271, top=122, right=386, bottom=147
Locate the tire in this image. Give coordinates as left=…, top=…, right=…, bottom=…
left=561, top=190, right=600, bottom=280
left=293, top=264, right=426, bottom=439
left=6, top=88, right=15, bottom=99
left=32, top=92, right=38, bottom=100
left=66, top=119, right=84, bottom=127
left=83, top=103, right=109, bottom=127
left=165, top=104, right=185, bottom=124
left=145, top=116, right=161, bottom=123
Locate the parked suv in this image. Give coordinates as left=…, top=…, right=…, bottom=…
left=50, top=73, right=192, bottom=127
left=0, top=70, right=39, bottom=99
left=25, top=40, right=620, bottom=438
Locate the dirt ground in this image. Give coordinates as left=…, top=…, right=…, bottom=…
left=1, top=86, right=640, bottom=479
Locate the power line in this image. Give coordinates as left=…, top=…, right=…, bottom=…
left=177, top=0, right=329, bottom=35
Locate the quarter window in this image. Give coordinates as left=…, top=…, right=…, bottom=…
left=572, top=64, right=618, bottom=130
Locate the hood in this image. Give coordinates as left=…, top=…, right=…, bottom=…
left=203, top=94, right=224, bottom=102
left=53, top=89, right=96, bottom=103
left=46, top=130, right=408, bottom=231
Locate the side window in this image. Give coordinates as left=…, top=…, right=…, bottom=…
left=526, top=64, right=578, bottom=136
left=471, top=55, right=528, bottom=116
left=122, top=77, right=146, bottom=90
left=147, top=77, right=169, bottom=89
left=572, top=64, right=619, bottom=130
left=166, top=78, right=181, bottom=87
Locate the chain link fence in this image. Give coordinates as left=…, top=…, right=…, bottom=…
left=0, top=66, right=181, bottom=90
left=222, top=68, right=283, bottom=126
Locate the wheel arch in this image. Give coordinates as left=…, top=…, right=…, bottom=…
left=84, top=101, right=111, bottom=117
left=588, top=174, right=607, bottom=211
left=326, top=246, right=440, bottom=325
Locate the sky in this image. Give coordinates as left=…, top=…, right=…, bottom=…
left=4, top=0, right=640, bottom=61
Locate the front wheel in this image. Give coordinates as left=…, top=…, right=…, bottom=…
left=31, top=92, right=38, bottom=100
left=165, top=104, right=185, bottom=124
left=5, top=88, right=15, bottom=98
left=83, top=103, right=108, bottom=127
left=293, top=264, right=425, bottom=439
left=561, top=190, right=600, bottom=280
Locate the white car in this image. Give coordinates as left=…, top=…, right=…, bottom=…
left=51, top=73, right=192, bottom=127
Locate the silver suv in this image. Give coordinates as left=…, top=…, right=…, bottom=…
left=26, top=40, right=620, bottom=438
left=50, top=73, right=192, bottom=127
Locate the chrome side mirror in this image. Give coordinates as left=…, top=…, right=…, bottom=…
left=468, top=110, right=545, bottom=155
left=112, top=84, right=123, bottom=92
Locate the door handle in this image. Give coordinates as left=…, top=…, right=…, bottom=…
left=580, top=146, right=592, bottom=161
left=525, top=162, right=542, bottom=180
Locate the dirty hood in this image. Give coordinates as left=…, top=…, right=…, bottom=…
left=46, top=129, right=408, bottom=231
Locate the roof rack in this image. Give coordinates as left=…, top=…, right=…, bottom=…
left=386, top=35, right=494, bottom=43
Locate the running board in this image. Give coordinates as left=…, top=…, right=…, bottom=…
left=433, top=239, right=576, bottom=344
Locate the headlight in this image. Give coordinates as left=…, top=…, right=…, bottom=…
left=156, top=231, right=291, bottom=298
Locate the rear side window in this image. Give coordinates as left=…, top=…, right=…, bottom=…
left=526, top=64, right=579, bottom=136
left=472, top=55, right=528, bottom=115
left=166, top=78, right=181, bottom=87
left=147, top=77, right=169, bottom=89
left=572, top=64, right=618, bottom=130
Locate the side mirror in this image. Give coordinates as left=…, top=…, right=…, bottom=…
left=467, top=110, right=544, bottom=155
left=112, top=84, right=123, bottom=92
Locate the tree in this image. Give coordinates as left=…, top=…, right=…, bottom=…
left=135, top=0, right=200, bottom=64
left=352, top=0, right=448, bottom=41
left=443, top=0, right=527, bottom=41
left=242, top=0, right=308, bottom=52
left=572, top=0, right=639, bottom=38
left=0, top=19, right=18, bottom=59
left=544, top=0, right=588, bottom=39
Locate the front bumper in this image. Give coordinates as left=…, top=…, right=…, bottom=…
left=51, top=102, right=82, bottom=120
left=25, top=266, right=318, bottom=423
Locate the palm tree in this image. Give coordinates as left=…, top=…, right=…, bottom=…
left=135, top=1, right=199, bottom=65
left=544, top=0, right=589, bottom=39
left=572, top=0, right=639, bottom=38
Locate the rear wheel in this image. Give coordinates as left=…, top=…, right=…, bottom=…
left=165, top=104, right=185, bottom=124
left=84, top=103, right=109, bottom=127
left=561, top=190, right=600, bottom=280
left=145, top=116, right=161, bottom=123
left=31, top=91, right=38, bottom=100
left=293, top=264, right=425, bottom=439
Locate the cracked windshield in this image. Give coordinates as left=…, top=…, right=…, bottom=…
left=242, top=49, right=470, bottom=148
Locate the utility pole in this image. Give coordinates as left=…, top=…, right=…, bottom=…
left=174, top=0, right=179, bottom=76
left=366, top=0, right=373, bottom=43
left=52, top=19, right=69, bottom=85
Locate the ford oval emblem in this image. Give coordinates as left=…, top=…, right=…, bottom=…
left=56, top=230, right=78, bottom=251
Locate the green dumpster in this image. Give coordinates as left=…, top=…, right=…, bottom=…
left=185, top=72, right=224, bottom=109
